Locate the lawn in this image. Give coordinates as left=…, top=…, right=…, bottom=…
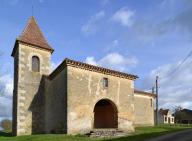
left=0, top=126, right=191, bottom=141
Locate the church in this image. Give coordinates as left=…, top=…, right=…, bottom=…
left=11, top=16, right=156, bottom=136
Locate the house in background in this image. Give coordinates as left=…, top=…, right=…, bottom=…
left=157, top=109, right=174, bottom=124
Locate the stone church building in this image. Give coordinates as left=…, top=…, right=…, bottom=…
left=11, top=17, right=156, bottom=136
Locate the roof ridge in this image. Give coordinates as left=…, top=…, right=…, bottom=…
left=134, top=89, right=156, bottom=97
left=49, top=58, right=138, bottom=80
left=66, top=58, right=138, bottom=77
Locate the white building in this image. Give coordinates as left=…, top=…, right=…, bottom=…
left=158, top=109, right=174, bottom=124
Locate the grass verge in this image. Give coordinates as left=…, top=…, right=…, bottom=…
left=0, top=125, right=191, bottom=141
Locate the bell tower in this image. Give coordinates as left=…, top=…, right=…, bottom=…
left=11, top=16, right=54, bottom=136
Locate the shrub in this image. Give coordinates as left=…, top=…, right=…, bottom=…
left=0, top=119, right=12, bottom=131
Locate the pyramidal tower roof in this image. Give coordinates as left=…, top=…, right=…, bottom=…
left=12, top=16, right=54, bottom=56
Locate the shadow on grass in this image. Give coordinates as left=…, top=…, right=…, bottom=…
left=0, top=131, right=12, bottom=137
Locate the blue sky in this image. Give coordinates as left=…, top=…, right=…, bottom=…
left=1, top=0, right=192, bottom=121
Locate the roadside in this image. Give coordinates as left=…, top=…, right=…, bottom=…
left=104, top=126, right=192, bottom=141
left=145, top=129, right=192, bottom=141
left=0, top=126, right=191, bottom=141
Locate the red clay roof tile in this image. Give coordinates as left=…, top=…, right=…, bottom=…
left=49, top=58, right=139, bottom=80
left=18, top=16, right=53, bottom=51
left=12, top=16, right=54, bottom=56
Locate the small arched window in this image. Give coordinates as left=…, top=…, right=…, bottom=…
left=32, top=56, right=40, bottom=72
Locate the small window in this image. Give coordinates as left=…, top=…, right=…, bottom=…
left=103, top=77, right=108, bottom=88
left=172, top=118, right=174, bottom=122
left=32, top=56, right=40, bottom=72
left=164, top=116, right=167, bottom=122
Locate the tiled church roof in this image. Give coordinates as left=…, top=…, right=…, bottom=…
left=12, top=16, right=54, bottom=56
left=49, top=58, right=138, bottom=80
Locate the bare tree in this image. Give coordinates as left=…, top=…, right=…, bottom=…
left=173, top=106, right=185, bottom=124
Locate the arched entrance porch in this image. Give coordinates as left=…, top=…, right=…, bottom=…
left=94, top=99, right=118, bottom=128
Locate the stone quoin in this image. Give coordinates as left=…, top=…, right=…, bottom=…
left=12, top=16, right=156, bottom=136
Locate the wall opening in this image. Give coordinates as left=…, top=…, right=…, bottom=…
left=94, top=99, right=118, bottom=128
left=32, top=56, right=40, bottom=72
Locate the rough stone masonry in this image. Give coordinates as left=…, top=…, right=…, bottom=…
left=11, top=16, right=156, bottom=136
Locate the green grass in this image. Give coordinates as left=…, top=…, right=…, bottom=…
left=0, top=126, right=191, bottom=141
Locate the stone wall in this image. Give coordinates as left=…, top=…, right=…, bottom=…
left=12, top=48, right=19, bottom=136
left=12, top=43, right=51, bottom=135
left=134, top=93, right=155, bottom=126
left=12, top=42, right=156, bottom=135
left=67, top=66, right=135, bottom=134
left=44, top=68, right=67, bottom=133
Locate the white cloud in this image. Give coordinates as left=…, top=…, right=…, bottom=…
left=0, top=74, right=13, bottom=119
left=99, top=53, right=138, bottom=70
left=85, top=52, right=138, bottom=72
left=104, top=40, right=120, bottom=52
left=112, top=7, right=134, bottom=27
left=85, top=57, right=97, bottom=66
left=132, top=1, right=192, bottom=43
left=0, top=97, right=12, bottom=118
left=81, top=11, right=105, bottom=35
left=51, top=61, right=61, bottom=72
left=0, top=74, right=13, bottom=97
left=142, top=59, right=192, bottom=109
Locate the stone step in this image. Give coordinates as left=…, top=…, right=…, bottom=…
left=89, top=129, right=128, bottom=137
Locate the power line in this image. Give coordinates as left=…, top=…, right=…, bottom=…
left=154, top=52, right=192, bottom=98
left=152, top=48, right=192, bottom=115
left=168, top=51, right=192, bottom=76
left=159, top=49, right=192, bottom=80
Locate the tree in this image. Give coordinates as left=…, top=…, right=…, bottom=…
left=173, top=106, right=185, bottom=123
left=0, top=119, right=12, bottom=131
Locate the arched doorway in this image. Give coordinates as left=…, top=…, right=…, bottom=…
left=94, top=99, right=118, bottom=128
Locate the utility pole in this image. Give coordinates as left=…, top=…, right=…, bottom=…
left=155, top=76, right=159, bottom=126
